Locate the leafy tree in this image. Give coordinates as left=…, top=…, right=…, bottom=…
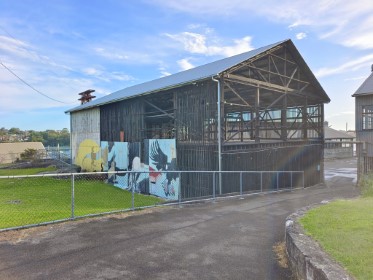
left=0, top=127, right=7, bottom=135
left=20, top=148, right=38, bottom=161
left=0, top=128, right=70, bottom=147
left=30, top=131, right=44, bottom=143
left=8, top=127, right=21, bottom=135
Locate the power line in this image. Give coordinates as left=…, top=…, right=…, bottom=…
left=0, top=60, right=75, bottom=104
left=0, top=25, right=84, bottom=95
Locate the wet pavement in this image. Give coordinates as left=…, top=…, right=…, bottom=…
left=0, top=158, right=360, bottom=280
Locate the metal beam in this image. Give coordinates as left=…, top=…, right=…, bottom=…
left=212, top=76, right=222, bottom=195
left=225, top=73, right=296, bottom=94
left=286, top=67, right=298, bottom=88
left=225, top=82, right=252, bottom=107
left=255, top=87, right=260, bottom=143
left=245, top=63, right=308, bottom=86
left=225, top=44, right=284, bottom=74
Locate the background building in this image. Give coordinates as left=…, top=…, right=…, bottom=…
left=353, top=66, right=373, bottom=173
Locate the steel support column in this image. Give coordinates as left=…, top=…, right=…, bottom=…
left=255, top=86, right=260, bottom=143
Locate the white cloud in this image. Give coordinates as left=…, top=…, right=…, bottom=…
left=296, top=32, right=307, bottom=40
left=160, top=71, right=171, bottom=77
left=155, top=0, right=373, bottom=51
left=94, top=47, right=129, bottom=61
left=158, top=65, right=171, bottom=77
left=83, top=67, right=102, bottom=76
left=177, top=58, right=194, bottom=71
left=82, top=67, right=134, bottom=82
left=165, top=32, right=253, bottom=57
left=0, top=35, right=72, bottom=72
left=344, top=76, right=368, bottom=82
left=315, top=54, right=373, bottom=78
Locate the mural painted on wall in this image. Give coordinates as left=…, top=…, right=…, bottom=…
left=100, top=141, right=129, bottom=186
left=148, top=139, right=179, bottom=199
left=75, top=139, right=178, bottom=200
left=75, top=139, right=102, bottom=172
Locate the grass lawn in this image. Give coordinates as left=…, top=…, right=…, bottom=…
left=0, top=166, right=57, bottom=176
left=0, top=169, right=164, bottom=229
left=299, top=177, right=373, bottom=280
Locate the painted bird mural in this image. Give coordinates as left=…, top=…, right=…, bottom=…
left=149, top=140, right=177, bottom=196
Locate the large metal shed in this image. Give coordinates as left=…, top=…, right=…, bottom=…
left=66, top=39, right=330, bottom=198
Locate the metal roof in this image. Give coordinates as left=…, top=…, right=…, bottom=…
left=324, top=126, right=354, bottom=140
left=66, top=40, right=287, bottom=113
left=352, top=71, right=373, bottom=97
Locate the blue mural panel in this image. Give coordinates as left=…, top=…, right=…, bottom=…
left=100, top=139, right=178, bottom=200
left=148, top=139, right=179, bottom=199
left=100, top=141, right=129, bottom=187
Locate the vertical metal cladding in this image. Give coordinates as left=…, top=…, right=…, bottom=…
left=71, top=108, right=101, bottom=171
left=100, top=98, right=145, bottom=143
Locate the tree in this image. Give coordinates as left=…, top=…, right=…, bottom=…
left=20, top=148, right=38, bottom=161
left=0, top=127, right=7, bottom=135
left=8, top=127, right=21, bottom=135
left=29, top=131, right=44, bottom=143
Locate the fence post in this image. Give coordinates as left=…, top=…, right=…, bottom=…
left=240, top=172, right=243, bottom=195
left=290, top=172, right=293, bottom=190
left=277, top=172, right=279, bottom=191
left=302, top=171, right=305, bottom=188
left=213, top=172, right=216, bottom=200
left=260, top=172, right=263, bottom=193
left=178, top=172, right=181, bottom=206
left=131, top=177, right=135, bottom=210
left=71, top=174, right=75, bottom=219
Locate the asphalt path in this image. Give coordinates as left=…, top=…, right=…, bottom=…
left=0, top=158, right=359, bottom=280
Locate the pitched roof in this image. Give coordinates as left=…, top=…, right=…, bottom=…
left=0, top=142, right=45, bottom=164
left=66, top=39, right=329, bottom=113
left=324, top=126, right=354, bottom=140
left=352, top=71, right=373, bottom=97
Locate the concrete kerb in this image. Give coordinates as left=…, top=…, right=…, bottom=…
left=285, top=202, right=354, bottom=280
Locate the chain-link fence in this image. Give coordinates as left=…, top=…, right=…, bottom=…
left=0, top=170, right=304, bottom=231
left=0, top=148, right=71, bottom=165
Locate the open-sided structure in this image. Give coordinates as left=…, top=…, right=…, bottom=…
left=66, top=39, right=330, bottom=198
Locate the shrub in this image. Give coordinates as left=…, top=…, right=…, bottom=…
left=359, top=173, right=373, bottom=197
left=20, top=148, right=38, bottom=161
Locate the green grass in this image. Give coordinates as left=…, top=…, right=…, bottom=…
left=300, top=192, right=373, bottom=279
left=0, top=172, right=164, bottom=229
left=0, top=166, right=56, bottom=176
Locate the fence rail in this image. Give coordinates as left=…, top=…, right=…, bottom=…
left=0, top=170, right=304, bottom=232
left=0, top=148, right=71, bottom=165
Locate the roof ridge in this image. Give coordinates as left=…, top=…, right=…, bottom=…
left=352, top=71, right=373, bottom=96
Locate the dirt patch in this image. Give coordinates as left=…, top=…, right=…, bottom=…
left=273, top=241, right=289, bottom=269
left=0, top=207, right=165, bottom=245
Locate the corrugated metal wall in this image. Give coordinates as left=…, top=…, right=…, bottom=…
left=71, top=108, right=100, bottom=166
left=221, top=142, right=323, bottom=192
left=100, top=99, right=145, bottom=143
left=174, top=80, right=219, bottom=197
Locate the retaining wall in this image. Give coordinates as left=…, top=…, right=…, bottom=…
left=285, top=203, right=353, bottom=280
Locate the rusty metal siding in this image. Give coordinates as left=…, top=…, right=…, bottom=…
left=71, top=108, right=100, bottom=164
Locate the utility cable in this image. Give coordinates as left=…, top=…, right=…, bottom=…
left=0, top=59, right=75, bottom=104
left=0, top=25, right=84, bottom=94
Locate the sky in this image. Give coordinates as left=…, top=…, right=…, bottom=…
left=1, top=0, right=373, bottom=131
